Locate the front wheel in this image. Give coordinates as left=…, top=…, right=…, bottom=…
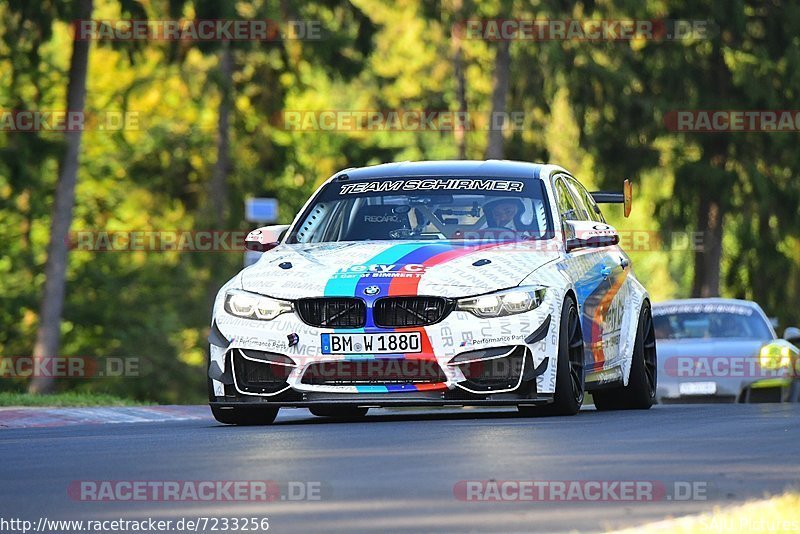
left=210, top=405, right=279, bottom=425
left=208, top=354, right=280, bottom=425
left=783, top=380, right=800, bottom=403
left=593, top=301, right=657, bottom=411
left=519, top=295, right=584, bottom=417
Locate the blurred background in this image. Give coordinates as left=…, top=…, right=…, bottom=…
left=1, top=0, right=799, bottom=403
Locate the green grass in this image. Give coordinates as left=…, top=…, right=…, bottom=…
left=0, top=391, right=149, bottom=407
left=615, top=492, right=800, bottom=533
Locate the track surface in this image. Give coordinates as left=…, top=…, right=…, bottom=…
left=1, top=404, right=798, bottom=533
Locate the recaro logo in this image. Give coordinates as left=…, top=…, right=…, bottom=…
left=364, top=215, right=401, bottom=223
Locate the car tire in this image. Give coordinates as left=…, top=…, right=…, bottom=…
left=309, top=406, right=369, bottom=418
left=207, top=353, right=279, bottom=425
left=519, top=295, right=584, bottom=417
left=789, top=380, right=800, bottom=403
left=211, top=405, right=279, bottom=425
left=593, top=301, right=657, bottom=411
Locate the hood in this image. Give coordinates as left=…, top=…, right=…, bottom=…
left=239, top=240, right=559, bottom=299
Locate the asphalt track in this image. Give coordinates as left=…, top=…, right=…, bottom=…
left=1, top=404, right=798, bottom=533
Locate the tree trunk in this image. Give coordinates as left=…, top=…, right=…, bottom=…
left=29, top=0, right=93, bottom=394
left=691, top=193, right=723, bottom=297
left=752, top=210, right=770, bottom=301
left=484, top=40, right=510, bottom=159
left=451, top=0, right=467, bottom=159
left=204, top=43, right=235, bottom=318
left=210, top=41, right=233, bottom=228
left=690, top=40, right=728, bottom=299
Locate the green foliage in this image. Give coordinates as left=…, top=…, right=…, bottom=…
left=0, top=391, right=146, bottom=407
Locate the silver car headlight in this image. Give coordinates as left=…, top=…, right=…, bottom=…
left=224, top=290, right=293, bottom=321
left=456, top=286, right=547, bottom=318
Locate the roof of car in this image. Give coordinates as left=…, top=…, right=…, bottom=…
left=334, top=160, right=554, bottom=181
left=652, top=298, right=761, bottom=308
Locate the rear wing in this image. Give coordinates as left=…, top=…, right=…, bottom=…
left=590, top=179, right=632, bottom=217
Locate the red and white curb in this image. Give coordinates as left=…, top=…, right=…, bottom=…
left=0, top=405, right=210, bottom=429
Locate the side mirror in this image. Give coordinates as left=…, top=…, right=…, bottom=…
left=564, top=221, right=620, bottom=253
left=783, top=327, right=800, bottom=345
left=245, top=225, right=289, bottom=252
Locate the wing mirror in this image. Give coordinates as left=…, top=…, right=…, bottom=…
left=244, top=225, right=289, bottom=252
left=564, top=221, right=620, bottom=252
left=784, top=327, right=800, bottom=346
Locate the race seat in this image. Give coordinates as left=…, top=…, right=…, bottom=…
left=345, top=204, right=410, bottom=240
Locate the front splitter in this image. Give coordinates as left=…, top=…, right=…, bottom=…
left=210, top=396, right=554, bottom=410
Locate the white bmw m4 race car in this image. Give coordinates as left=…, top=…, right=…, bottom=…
left=208, top=160, right=657, bottom=424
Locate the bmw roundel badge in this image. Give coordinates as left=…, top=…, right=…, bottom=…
left=364, top=285, right=380, bottom=296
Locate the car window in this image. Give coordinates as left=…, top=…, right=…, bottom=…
left=288, top=176, right=555, bottom=243
left=567, top=177, right=605, bottom=223
left=553, top=177, right=582, bottom=222
left=652, top=304, right=774, bottom=341
left=563, top=179, right=592, bottom=221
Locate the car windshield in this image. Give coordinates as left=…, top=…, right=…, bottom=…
left=287, top=176, right=554, bottom=243
left=652, top=303, right=773, bottom=341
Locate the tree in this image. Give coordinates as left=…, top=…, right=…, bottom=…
left=484, top=39, right=509, bottom=159
left=447, top=0, right=468, bottom=159
left=29, top=0, right=93, bottom=394
left=210, top=40, right=233, bottom=228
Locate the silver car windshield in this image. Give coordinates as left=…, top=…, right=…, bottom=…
left=287, top=176, right=554, bottom=243
left=653, top=304, right=773, bottom=341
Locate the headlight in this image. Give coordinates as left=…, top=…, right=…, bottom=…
left=224, top=290, right=292, bottom=321
left=759, top=343, right=793, bottom=370
left=457, top=287, right=546, bottom=318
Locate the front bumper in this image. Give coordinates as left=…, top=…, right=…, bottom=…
left=209, top=300, right=558, bottom=406
left=657, top=376, right=795, bottom=404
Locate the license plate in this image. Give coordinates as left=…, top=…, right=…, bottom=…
left=679, top=381, right=717, bottom=396
left=320, top=333, right=421, bottom=354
